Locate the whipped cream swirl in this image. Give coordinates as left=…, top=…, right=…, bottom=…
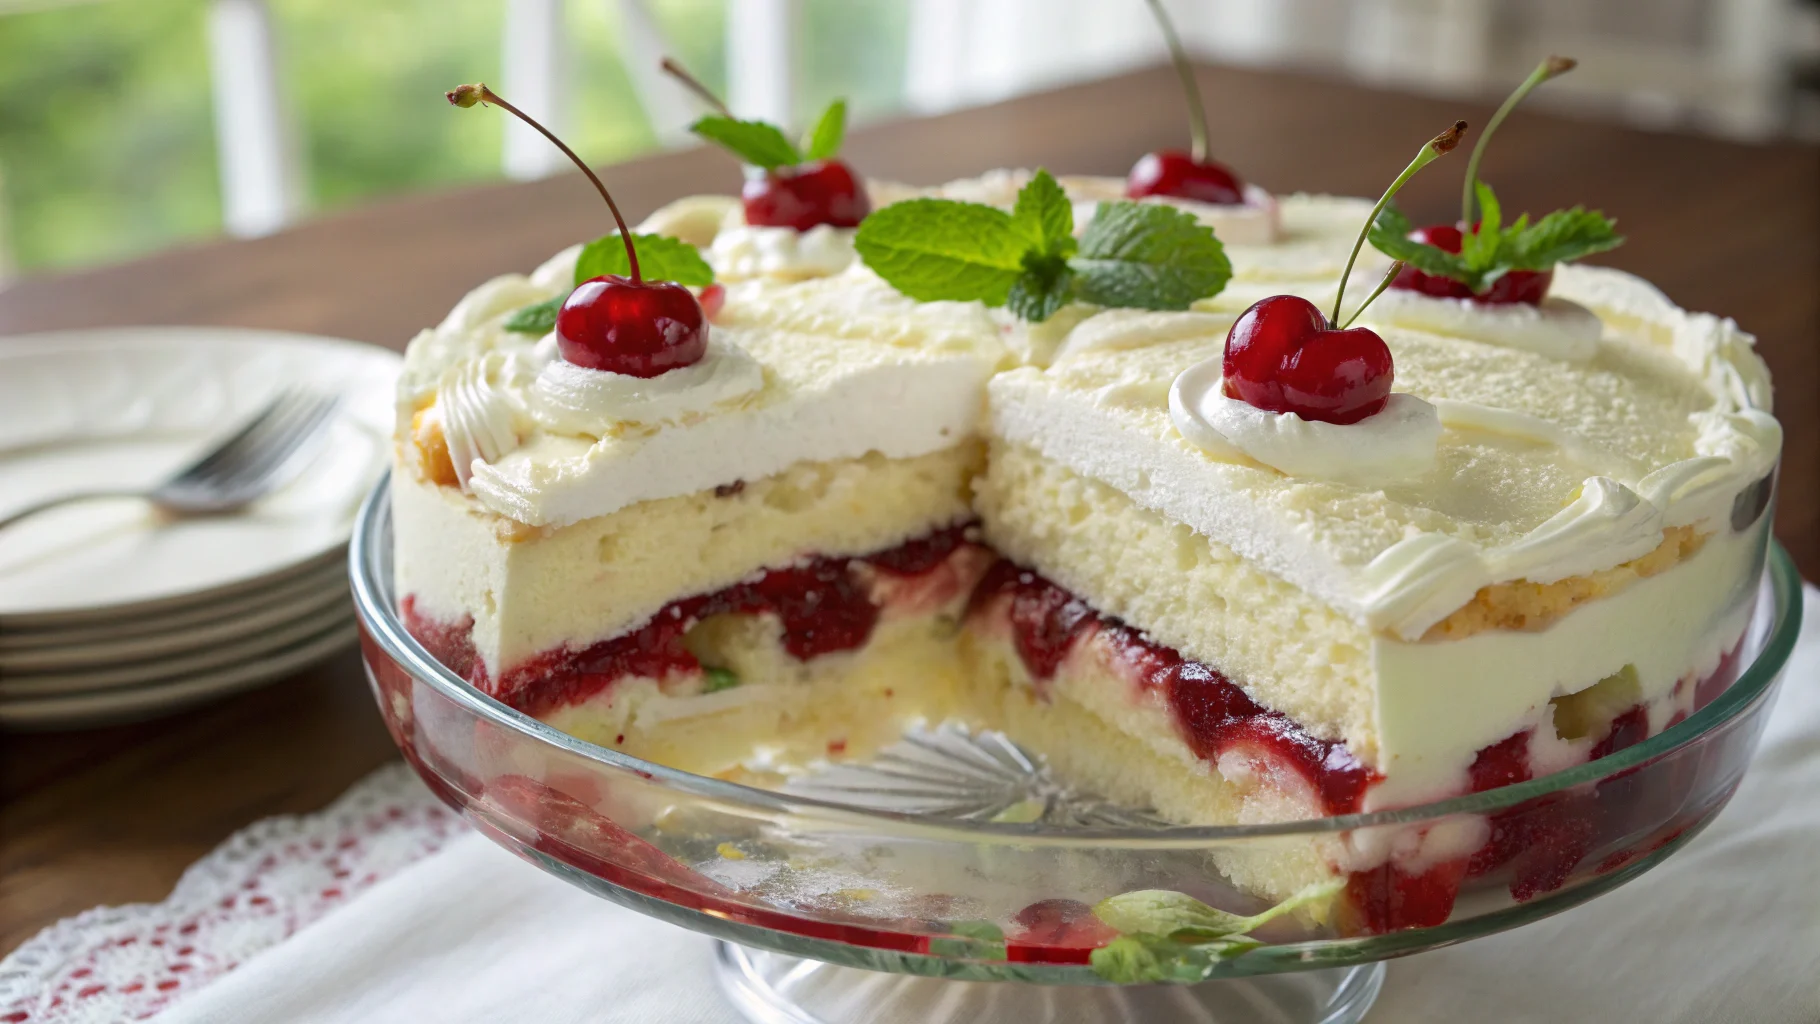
left=1169, top=357, right=1441, bottom=485
left=709, top=224, right=856, bottom=281
left=1363, top=289, right=1603, bottom=362
left=436, top=350, right=536, bottom=488
left=530, top=335, right=765, bottom=436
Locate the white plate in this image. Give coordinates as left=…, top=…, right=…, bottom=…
left=0, top=573, right=349, bottom=671
left=0, top=621, right=358, bottom=730
left=0, top=600, right=353, bottom=697
left=0, top=557, right=348, bottom=650
left=0, top=327, right=398, bottom=622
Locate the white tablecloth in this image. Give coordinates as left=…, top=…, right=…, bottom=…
left=32, top=588, right=1820, bottom=1023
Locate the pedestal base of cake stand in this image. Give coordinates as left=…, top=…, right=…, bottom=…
left=713, top=942, right=1385, bottom=1024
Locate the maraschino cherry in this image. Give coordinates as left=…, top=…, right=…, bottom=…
left=1223, top=121, right=1467, bottom=425
left=661, top=58, right=870, bottom=231
left=1390, top=57, right=1575, bottom=306
left=1125, top=0, right=1246, bottom=205
left=448, top=83, right=706, bottom=378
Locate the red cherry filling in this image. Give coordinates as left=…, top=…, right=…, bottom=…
left=1389, top=223, right=1553, bottom=305
left=556, top=275, right=708, bottom=378
left=742, top=158, right=871, bottom=231
left=1220, top=294, right=1393, bottom=425
left=1124, top=148, right=1246, bottom=205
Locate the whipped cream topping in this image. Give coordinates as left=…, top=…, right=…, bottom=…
left=436, top=350, right=535, bottom=487
left=709, top=223, right=856, bottom=281
left=530, top=337, right=765, bottom=435
left=1168, top=357, right=1442, bottom=486
left=1052, top=309, right=1231, bottom=361
left=1363, top=289, right=1604, bottom=361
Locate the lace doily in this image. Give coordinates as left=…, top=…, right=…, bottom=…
left=0, top=763, right=460, bottom=1023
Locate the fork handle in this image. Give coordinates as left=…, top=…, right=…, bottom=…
left=0, top=490, right=148, bottom=532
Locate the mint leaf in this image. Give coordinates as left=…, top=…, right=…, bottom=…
left=1369, top=204, right=1473, bottom=281
left=1095, top=880, right=1344, bottom=943
left=802, top=99, right=847, bottom=161
left=1009, top=169, right=1075, bottom=257
left=853, top=198, right=1027, bottom=304
left=1500, top=206, right=1624, bottom=270
left=1089, top=934, right=1262, bottom=984
left=1087, top=881, right=1342, bottom=985
left=504, top=295, right=562, bottom=335
left=702, top=667, right=740, bottom=693
left=690, top=115, right=801, bottom=170
left=1093, top=890, right=1254, bottom=941
left=575, top=233, right=714, bottom=287
left=1068, top=201, right=1230, bottom=311
left=1006, top=253, right=1074, bottom=323
left=1090, top=935, right=1169, bottom=983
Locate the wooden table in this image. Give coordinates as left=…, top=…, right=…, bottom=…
left=2, top=63, right=1814, bottom=957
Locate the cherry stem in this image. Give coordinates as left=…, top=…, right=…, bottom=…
left=660, top=57, right=735, bottom=119
left=1331, top=121, right=1467, bottom=326
left=1462, top=56, right=1575, bottom=226
left=1144, top=0, right=1210, bottom=163
left=447, top=83, right=641, bottom=283
left=1340, top=260, right=1406, bottom=329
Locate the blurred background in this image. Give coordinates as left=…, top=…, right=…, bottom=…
left=1, top=0, right=1817, bottom=278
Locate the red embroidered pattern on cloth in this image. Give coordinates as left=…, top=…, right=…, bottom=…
left=0, top=765, right=457, bottom=1023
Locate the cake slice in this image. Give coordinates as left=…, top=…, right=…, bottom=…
left=960, top=257, right=1776, bottom=926
left=394, top=238, right=1005, bottom=774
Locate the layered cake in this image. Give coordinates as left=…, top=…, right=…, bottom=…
left=400, top=86, right=1780, bottom=934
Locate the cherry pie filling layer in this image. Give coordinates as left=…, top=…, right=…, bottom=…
left=404, top=524, right=989, bottom=718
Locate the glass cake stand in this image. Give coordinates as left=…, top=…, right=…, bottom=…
left=350, top=477, right=1803, bottom=1023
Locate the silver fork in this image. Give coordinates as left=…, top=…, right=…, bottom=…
left=0, top=389, right=343, bottom=532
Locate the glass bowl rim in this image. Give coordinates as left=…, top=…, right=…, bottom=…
left=351, top=472, right=1803, bottom=845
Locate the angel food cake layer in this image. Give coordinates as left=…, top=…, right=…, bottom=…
left=393, top=183, right=1779, bottom=934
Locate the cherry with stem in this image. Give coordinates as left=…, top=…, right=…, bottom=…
left=1125, top=0, right=1246, bottom=204
left=661, top=58, right=871, bottom=231
left=448, top=83, right=706, bottom=377
left=1147, top=0, right=1210, bottom=164
left=447, top=83, right=643, bottom=283
left=1222, top=122, right=1465, bottom=426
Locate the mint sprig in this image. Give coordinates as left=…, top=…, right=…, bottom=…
left=1368, top=181, right=1621, bottom=294
left=690, top=98, right=850, bottom=170
left=854, top=169, right=1229, bottom=322
left=802, top=99, right=847, bottom=161
left=503, top=232, right=713, bottom=334
left=1088, top=879, right=1343, bottom=984
left=1071, top=201, right=1232, bottom=312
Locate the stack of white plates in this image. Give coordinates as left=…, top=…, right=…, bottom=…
left=0, top=327, right=400, bottom=729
